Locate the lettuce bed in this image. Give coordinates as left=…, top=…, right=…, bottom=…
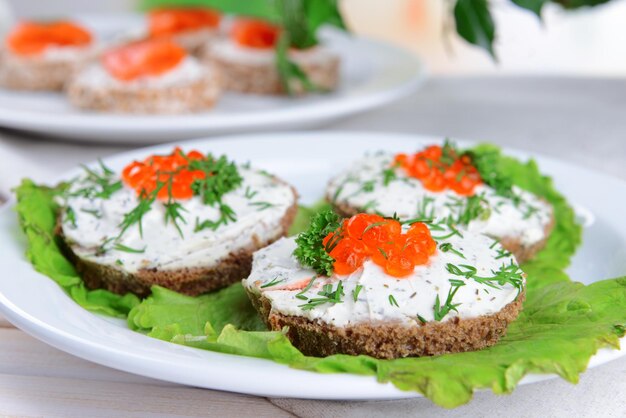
left=14, top=146, right=626, bottom=408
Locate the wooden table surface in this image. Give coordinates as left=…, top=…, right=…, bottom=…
left=1, top=77, right=626, bottom=417
left=0, top=313, right=295, bottom=417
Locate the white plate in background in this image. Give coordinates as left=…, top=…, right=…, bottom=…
left=0, top=15, right=425, bottom=143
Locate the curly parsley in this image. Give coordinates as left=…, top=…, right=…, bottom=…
left=293, top=209, right=341, bottom=276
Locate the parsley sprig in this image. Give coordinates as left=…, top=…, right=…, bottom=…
left=293, top=209, right=341, bottom=276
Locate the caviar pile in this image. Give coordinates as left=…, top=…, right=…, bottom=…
left=231, top=19, right=281, bottom=49
left=102, top=39, right=186, bottom=82
left=395, top=144, right=482, bottom=195
left=122, top=147, right=206, bottom=200
left=149, top=8, right=221, bottom=38
left=6, top=21, right=92, bottom=56
left=323, top=214, right=436, bottom=278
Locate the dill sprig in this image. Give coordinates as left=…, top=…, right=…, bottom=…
left=70, top=160, right=122, bottom=200
left=298, top=280, right=344, bottom=311
left=446, top=261, right=524, bottom=293
left=117, top=183, right=162, bottom=239
left=293, top=209, right=341, bottom=276
left=433, top=280, right=465, bottom=321
left=163, top=173, right=188, bottom=238
left=113, top=243, right=146, bottom=253
left=260, top=277, right=285, bottom=288
left=189, top=154, right=243, bottom=231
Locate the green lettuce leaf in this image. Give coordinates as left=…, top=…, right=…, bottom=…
left=14, top=145, right=625, bottom=409
left=14, top=179, right=140, bottom=317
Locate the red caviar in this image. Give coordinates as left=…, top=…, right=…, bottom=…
left=102, top=39, right=186, bottom=81
left=231, top=19, right=281, bottom=49
left=395, top=145, right=482, bottom=195
left=6, top=21, right=92, bottom=56
left=323, top=214, right=436, bottom=278
left=122, top=147, right=205, bottom=200
left=148, top=8, right=221, bottom=38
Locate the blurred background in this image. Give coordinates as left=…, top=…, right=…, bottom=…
left=3, top=0, right=626, bottom=75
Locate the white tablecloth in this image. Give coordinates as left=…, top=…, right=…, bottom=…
left=0, top=76, right=625, bottom=417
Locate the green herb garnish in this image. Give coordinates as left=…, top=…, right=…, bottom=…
left=293, top=209, right=341, bottom=276
left=433, top=280, right=465, bottom=321
left=299, top=280, right=344, bottom=311
left=113, top=243, right=146, bottom=254
left=260, top=277, right=285, bottom=288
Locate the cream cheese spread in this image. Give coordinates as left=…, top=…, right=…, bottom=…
left=326, top=153, right=552, bottom=247
left=60, top=165, right=296, bottom=273
left=71, top=56, right=208, bottom=90
left=244, top=225, right=524, bottom=327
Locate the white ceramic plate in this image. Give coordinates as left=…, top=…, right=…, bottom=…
left=0, top=132, right=624, bottom=400
left=0, top=15, right=425, bottom=143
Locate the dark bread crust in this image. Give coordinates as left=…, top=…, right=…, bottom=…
left=58, top=188, right=298, bottom=297
left=66, top=69, right=220, bottom=114
left=329, top=197, right=555, bottom=265
left=246, top=288, right=525, bottom=359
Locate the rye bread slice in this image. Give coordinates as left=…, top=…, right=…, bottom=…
left=201, top=47, right=340, bottom=95
left=246, top=287, right=524, bottom=359
left=66, top=66, right=220, bottom=114
left=0, top=48, right=94, bottom=91
left=57, top=189, right=298, bottom=297
left=329, top=198, right=555, bottom=265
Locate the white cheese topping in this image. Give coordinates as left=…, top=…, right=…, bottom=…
left=243, top=226, right=524, bottom=327
left=208, top=39, right=337, bottom=67
left=71, top=56, right=208, bottom=90
left=326, top=153, right=553, bottom=247
left=40, top=44, right=97, bottom=61
left=60, top=166, right=295, bottom=273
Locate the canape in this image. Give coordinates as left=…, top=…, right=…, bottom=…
left=57, top=147, right=298, bottom=297
left=67, top=38, right=220, bottom=113
left=244, top=211, right=525, bottom=359
left=0, top=20, right=96, bottom=90
left=202, top=18, right=340, bottom=95
left=148, top=8, right=222, bottom=53
left=326, top=143, right=554, bottom=263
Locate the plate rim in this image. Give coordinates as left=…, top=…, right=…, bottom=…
left=1, top=131, right=625, bottom=401
left=0, top=22, right=427, bottom=141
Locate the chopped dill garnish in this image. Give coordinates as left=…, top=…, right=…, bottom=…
left=389, top=294, right=399, bottom=307
left=260, top=277, right=285, bottom=288
left=244, top=186, right=258, bottom=199
left=352, top=284, right=363, bottom=302
left=113, top=243, right=146, bottom=253
left=299, top=280, right=344, bottom=311
left=439, top=242, right=466, bottom=259
left=65, top=206, right=77, bottom=228
left=295, top=277, right=318, bottom=300
left=433, top=280, right=465, bottom=321
left=80, top=208, right=102, bottom=219
left=249, top=201, right=276, bottom=211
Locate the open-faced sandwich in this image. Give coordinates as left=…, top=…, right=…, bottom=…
left=57, top=147, right=297, bottom=297
left=67, top=38, right=220, bottom=113
left=201, top=18, right=339, bottom=95
left=326, top=143, right=554, bottom=263
left=0, top=20, right=96, bottom=90
left=244, top=210, right=525, bottom=359
left=148, top=8, right=222, bottom=53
